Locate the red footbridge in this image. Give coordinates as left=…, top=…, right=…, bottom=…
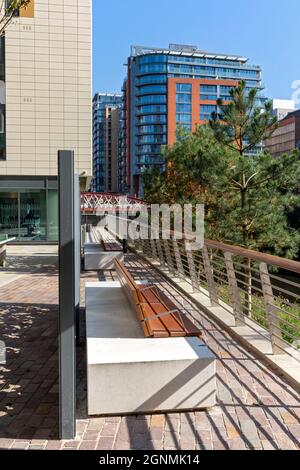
left=80, top=192, right=146, bottom=214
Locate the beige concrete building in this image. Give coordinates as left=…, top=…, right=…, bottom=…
left=0, top=0, right=92, bottom=242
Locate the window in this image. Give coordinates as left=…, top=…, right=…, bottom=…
left=176, top=93, right=192, bottom=103
left=176, top=113, right=191, bottom=123
left=138, top=144, right=164, bottom=154
left=138, top=124, right=166, bottom=134
left=138, top=114, right=166, bottom=124
left=200, top=84, right=218, bottom=100
left=200, top=104, right=217, bottom=120
left=138, top=85, right=167, bottom=95
left=201, top=85, right=217, bottom=93
left=137, top=104, right=166, bottom=114
left=137, top=75, right=167, bottom=85
left=138, top=94, right=166, bottom=105
left=176, top=83, right=192, bottom=93
left=139, top=55, right=167, bottom=65
left=176, top=103, right=191, bottom=113
left=138, top=134, right=166, bottom=144
left=138, top=64, right=167, bottom=74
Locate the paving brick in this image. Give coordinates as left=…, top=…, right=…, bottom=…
left=151, top=414, right=165, bottom=427
left=261, top=440, right=278, bottom=450
left=114, top=439, right=132, bottom=450
left=11, top=441, right=29, bottom=450
left=149, top=426, right=163, bottom=441
left=81, top=430, right=97, bottom=441
left=101, top=422, right=119, bottom=437
left=97, top=437, right=114, bottom=450
left=79, top=440, right=97, bottom=450
left=45, top=440, right=62, bottom=450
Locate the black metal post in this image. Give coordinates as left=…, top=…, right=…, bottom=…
left=58, top=150, right=76, bottom=440
left=122, top=238, right=128, bottom=254
left=74, top=174, right=81, bottom=346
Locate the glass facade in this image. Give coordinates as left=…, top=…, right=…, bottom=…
left=0, top=186, right=58, bottom=242
left=176, top=83, right=192, bottom=130
left=200, top=104, right=217, bottom=121
left=200, top=85, right=218, bottom=101
left=125, top=45, right=265, bottom=194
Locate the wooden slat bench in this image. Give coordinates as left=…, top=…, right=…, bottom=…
left=114, top=258, right=202, bottom=339
left=102, top=240, right=122, bottom=252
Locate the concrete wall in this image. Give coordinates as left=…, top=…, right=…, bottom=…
left=0, top=0, right=92, bottom=178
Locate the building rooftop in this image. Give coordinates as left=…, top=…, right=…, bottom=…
left=131, top=43, right=248, bottom=63
left=282, top=108, right=300, bottom=121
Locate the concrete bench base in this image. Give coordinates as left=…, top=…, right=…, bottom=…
left=86, top=281, right=216, bottom=416
left=84, top=245, right=124, bottom=270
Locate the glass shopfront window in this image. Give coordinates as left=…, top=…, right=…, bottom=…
left=0, top=187, right=58, bottom=242
left=19, top=190, right=46, bottom=241
left=0, top=191, right=19, bottom=239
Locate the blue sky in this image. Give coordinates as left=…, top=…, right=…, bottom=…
left=92, top=0, right=299, bottom=103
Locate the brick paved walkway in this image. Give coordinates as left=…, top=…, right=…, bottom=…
left=0, top=248, right=299, bottom=450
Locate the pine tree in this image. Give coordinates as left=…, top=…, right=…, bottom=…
left=208, top=80, right=299, bottom=315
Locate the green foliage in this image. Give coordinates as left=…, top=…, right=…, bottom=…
left=206, top=149, right=300, bottom=257
left=209, top=80, right=278, bottom=155
left=143, top=125, right=235, bottom=206
left=217, top=283, right=300, bottom=346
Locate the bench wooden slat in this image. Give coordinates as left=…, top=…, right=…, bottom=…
left=139, top=289, right=187, bottom=337
left=140, top=303, right=170, bottom=338
left=103, top=241, right=122, bottom=252
left=157, top=289, right=202, bottom=337
left=114, top=259, right=202, bottom=339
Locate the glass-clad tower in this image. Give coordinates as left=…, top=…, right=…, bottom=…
left=122, top=44, right=265, bottom=196
left=92, top=93, right=122, bottom=192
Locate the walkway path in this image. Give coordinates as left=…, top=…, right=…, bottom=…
left=0, top=247, right=299, bottom=450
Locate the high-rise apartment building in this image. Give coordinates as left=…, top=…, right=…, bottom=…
left=92, top=93, right=122, bottom=193
left=0, top=0, right=92, bottom=242
left=121, top=44, right=264, bottom=196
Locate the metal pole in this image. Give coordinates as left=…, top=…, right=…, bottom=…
left=58, top=150, right=76, bottom=440
left=74, top=174, right=81, bottom=347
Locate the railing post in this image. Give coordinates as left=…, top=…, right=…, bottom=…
left=201, top=245, right=219, bottom=306
left=185, top=241, right=198, bottom=292
left=163, top=239, right=175, bottom=273
left=173, top=238, right=185, bottom=279
left=156, top=238, right=165, bottom=267
left=224, top=252, right=244, bottom=326
left=150, top=232, right=158, bottom=260
left=143, top=238, right=152, bottom=259
left=259, top=262, right=284, bottom=355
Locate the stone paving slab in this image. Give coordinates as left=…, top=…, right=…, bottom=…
left=0, top=247, right=299, bottom=450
